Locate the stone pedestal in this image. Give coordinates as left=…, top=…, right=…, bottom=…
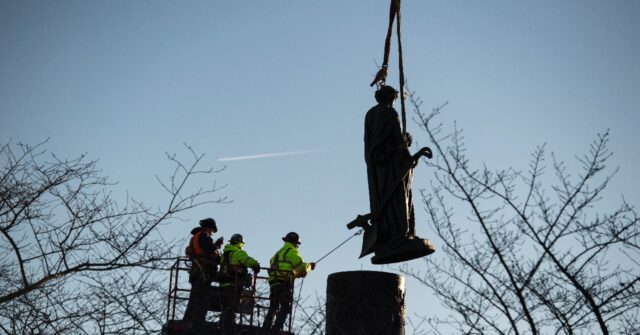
left=326, top=271, right=405, bottom=335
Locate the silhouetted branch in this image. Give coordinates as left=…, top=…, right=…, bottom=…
left=0, top=140, right=227, bottom=334
left=398, top=94, right=640, bottom=334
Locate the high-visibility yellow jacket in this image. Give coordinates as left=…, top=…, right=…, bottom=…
left=268, top=242, right=312, bottom=285
left=220, top=243, right=259, bottom=287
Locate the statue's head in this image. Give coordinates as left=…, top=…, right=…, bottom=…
left=375, top=85, right=398, bottom=104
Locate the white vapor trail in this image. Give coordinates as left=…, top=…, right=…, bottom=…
left=217, top=148, right=333, bottom=162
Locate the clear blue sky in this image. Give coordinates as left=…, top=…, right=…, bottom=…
left=1, top=0, right=639, bottom=330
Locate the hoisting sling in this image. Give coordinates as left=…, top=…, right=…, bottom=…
left=370, top=0, right=408, bottom=136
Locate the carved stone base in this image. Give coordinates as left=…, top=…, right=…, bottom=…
left=371, top=236, right=435, bottom=264
left=326, top=271, right=405, bottom=335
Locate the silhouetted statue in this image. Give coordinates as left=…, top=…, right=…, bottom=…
left=351, top=85, right=435, bottom=264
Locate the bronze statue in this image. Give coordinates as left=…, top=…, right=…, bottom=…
left=348, top=85, right=435, bottom=264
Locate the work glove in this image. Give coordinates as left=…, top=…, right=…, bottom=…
left=310, top=262, right=316, bottom=270
left=214, top=237, right=224, bottom=249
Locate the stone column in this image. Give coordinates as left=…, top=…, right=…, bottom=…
left=326, top=271, right=405, bottom=335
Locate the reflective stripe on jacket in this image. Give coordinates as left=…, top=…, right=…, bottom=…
left=268, top=242, right=311, bottom=285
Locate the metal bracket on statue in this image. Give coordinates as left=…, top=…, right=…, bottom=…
left=345, top=214, right=377, bottom=258
left=346, top=214, right=372, bottom=230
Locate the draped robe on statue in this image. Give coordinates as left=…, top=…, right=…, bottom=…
left=363, top=103, right=415, bottom=256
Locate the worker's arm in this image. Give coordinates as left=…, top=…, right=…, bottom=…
left=235, top=249, right=260, bottom=268
left=288, top=249, right=312, bottom=278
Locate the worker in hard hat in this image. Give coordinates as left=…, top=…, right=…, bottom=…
left=262, top=232, right=316, bottom=334
left=182, top=218, right=224, bottom=331
left=219, top=233, right=260, bottom=334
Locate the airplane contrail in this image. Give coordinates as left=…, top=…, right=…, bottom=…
left=218, top=148, right=333, bottom=162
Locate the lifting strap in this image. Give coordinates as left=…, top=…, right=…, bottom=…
left=370, top=0, right=407, bottom=136
left=369, top=0, right=397, bottom=88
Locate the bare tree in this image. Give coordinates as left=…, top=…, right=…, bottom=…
left=398, top=93, right=640, bottom=335
left=0, top=140, right=228, bottom=334
left=293, top=290, right=326, bottom=335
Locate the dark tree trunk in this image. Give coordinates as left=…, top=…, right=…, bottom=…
left=326, top=271, right=405, bottom=335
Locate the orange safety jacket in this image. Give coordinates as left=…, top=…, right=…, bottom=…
left=187, top=230, right=220, bottom=282
left=187, top=231, right=220, bottom=265
left=192, top=231, right=208, bottom=257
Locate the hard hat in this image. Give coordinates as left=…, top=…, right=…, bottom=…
left=199, top=218, right=217, bottom=232
left=230, top=233, right=244, bottom=244
left=375, top=85, right=398, bottom=103
left=282, top=232, right=301, bottom=245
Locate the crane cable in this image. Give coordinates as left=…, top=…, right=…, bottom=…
left=370, top=0, right=407, bottom=136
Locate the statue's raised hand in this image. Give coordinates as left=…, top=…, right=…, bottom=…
left=404, top=132, right=413, bottom=147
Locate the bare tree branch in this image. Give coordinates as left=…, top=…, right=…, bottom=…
left=398, top=91, right=640, bottom=334
left=0, top=140, right=227, bottom=334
